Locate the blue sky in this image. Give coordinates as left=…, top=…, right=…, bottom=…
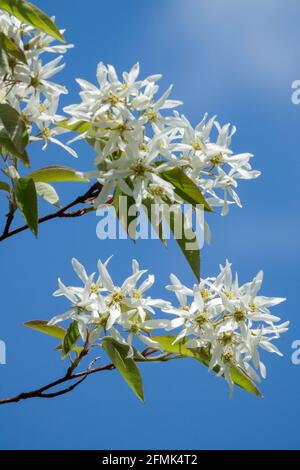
left=0, top=0, right=300, bottom=450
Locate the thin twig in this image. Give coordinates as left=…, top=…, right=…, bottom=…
left=0, top=349, right=178, bottom=406
left=2, top=207, right=16, bottom=237
left=0, top=183, right=102, bottom=242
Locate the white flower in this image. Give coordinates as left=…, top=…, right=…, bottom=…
left=0, top=11, right=75, bottom=158
left=92, top=142, right=176, bottom=207
left=48, top=258, right=170, bottom=350
left=31, top=123, right=78, bottom=158
left=118, top=310, right=170, bottom=358
left=165, top=262, right=287, bottom=392
left=63, top=62, right=260, bottom=211
left=14, top=56, right=68, bottom=97
left=64, top=63, right=185, bottom=206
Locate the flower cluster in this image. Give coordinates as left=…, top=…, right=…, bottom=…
left=49, top=258, right=287, bottom=392
left=49, top=257, right=171, bottom=357
left=0, top=11, right=76, bottom=156
left=65, top=63, right=261, bottom=214
left=165, top=260, right=288, bottom=393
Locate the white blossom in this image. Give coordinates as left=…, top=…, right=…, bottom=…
left=64, top=62, right=260, bottom=212
left=0, top=11, right=75, bottom=158
left=164, top=262, right=287, bottom=393
left=48, top=257, right=170, bottom=356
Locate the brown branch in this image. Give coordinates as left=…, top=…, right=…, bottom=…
left=0, top=350, right=160, bottom=406
left=2, top=207, right=16, bottom=237
left=0, top=183, right=102, bottom=242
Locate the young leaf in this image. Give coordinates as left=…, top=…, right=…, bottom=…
left=0, top=128, right=30, bottom=165
left=153, top=335, right=263, bottom=398
left=56, top=119, right=91, bottom=134
left=0, top=0, right=65, bottom=43
left=142, top=198, right=167, bottom=247
left=113, top=187, right=138, bottom=240
left=35, top=182, right=60, bottom=207
left=0, top=104, right=29, bottom=165
left=56, top=120, right=96, bottom=147
left=62, top=321, right=80, bottom=358
left=102, top=337, right=144, bottom=402
left=0, top=181, right=10, bottom=192
left=14, top=176, right=38, bottom=236
left=0, top=32, right=27, bottom=64
left=55, top=344, right=84, bottom=355
left=0, top=36, right=9, bottom=73
left=24, top=320, right=66, bottom=340
left=162, top=168, right=212, bottom=211
left=163, top=205, right=200, bottom=281
left=28, top=166, right=89, bottom=183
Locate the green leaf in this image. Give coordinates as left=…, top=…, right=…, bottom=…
left=0, top=35, right=10, bottom=73
left=0, top=31, right=27, bottom=65
left=62, top=321, right=80, bottom=358
left=0, top=104, right=29, bottom=165
left=28, top=166, right=89, bottom=183
left=24, top=320, right=66, bottom=340
left=0, top=128, right=30, bottom=165
left=56, top=119, right=96, bottom=147
left=164, top=205, right=200, bottom=281
left=35, top=182, right=60, bottom=207
left=56, top=119, right=91, bottom=134
left=102, top=337, right=144, bottom=402
left=55, top=344, right=84, bottom=355
left=142, top=198, right=167, bottom=247
left=25, top=320, right=83, bottom=355
left=162, top=168, right=212, bottom=212
left=0, top=0, right=65, bottom=42
left=153, top=335, right=263, bottom=398
left=0, top=180, right=10, bottom=192
left=14, top=176, right=38, bottom=236
left=113, top=186, right=138, bottom=240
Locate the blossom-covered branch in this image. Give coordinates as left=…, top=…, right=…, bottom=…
left=0, top=0, right=288, bottom=407
left=65, top=61, right=260, bottom=215
left=20, top=257, right=287, bottom=402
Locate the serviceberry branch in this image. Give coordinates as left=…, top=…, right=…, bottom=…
left=0, top=182, right=103, bottom=242
left=0, top=349, right=177, bottom=405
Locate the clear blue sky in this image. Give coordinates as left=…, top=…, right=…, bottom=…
left=1, top=0, right=299, bottom=450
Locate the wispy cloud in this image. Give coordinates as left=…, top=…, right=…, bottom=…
left=149, top=0, right=299, bottom=108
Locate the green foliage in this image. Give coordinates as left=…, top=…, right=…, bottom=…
left=25, top=320, right=83, bottom=355
left=14, top=176, right=38, bottom=236
left=102, top=337, right=144, bottom=402
left=0, top=104, right=29, bottom=165
left=113, top=185, right=201, bottom=279
left=0, top=31, right=27, bottom=73
left=113, top=187, right=138, bottom=240
left=0, top=0, right=65, bottom=42
left=162, top=168, right=212, bottom=211
left=28, top=166, right=89, bottom=183
left=0, top=181, right=10, bottom=192
left=57, top=119, right=96, bottom=147
left=57, top=120, right=91, bottom=134
left=62, top=321, right=80, bottom=358
left=35, top=182, right=60, bottom=207
left=24, top=320, right=66, bottom=340
left=164, top=206, right=200, bottom=280
left=153, top=335, right=263, bottom=398
left=142, top=197, right=167, bottom=246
